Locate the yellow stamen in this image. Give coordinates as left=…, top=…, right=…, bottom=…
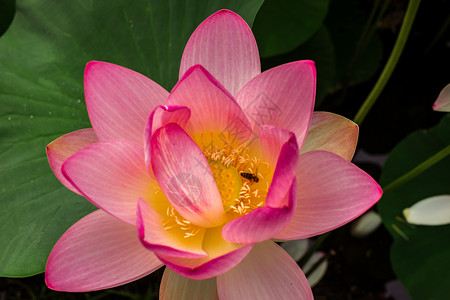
left=161, top=137, right=272, bottom=238
left=162, top=205, right=200, bottom=238
left=202, top=141, right=271, bottom=218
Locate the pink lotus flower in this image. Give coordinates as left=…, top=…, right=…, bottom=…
left=45, top=10, right=382, bottom=299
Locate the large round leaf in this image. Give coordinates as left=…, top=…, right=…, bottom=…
left=378, top=114, right=450, bottom=299
left=0, top=0, right=263, bottom=277
left=252, top=0, right=330, bottom=58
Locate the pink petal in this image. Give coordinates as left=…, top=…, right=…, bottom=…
left=179, top=10, right=260, bottom=96
left=144, top=105, right=191, bottom=171
left=137, top=198, right=207, bottom=259
left=236, top=61, right=316, bottom=148
left=222, top=178, right=297, bottom=244
left=259, top=125, right=299, bottom=207
left=217, top=241, right=313, bottom=300
left=46, top=210, right=162, bottom=292
left=301, top=112, right=359, bottom=161
left=157, top=226, right=253, bottom=280
left=433, top=83, right=450, bottom=112
left=275, top=150, right=383, bottom=240
left=85, top=61, right=169, bottom=144
left=62, top=140, right=151, bottom=225
left=160, top=268, right=218, bottom=300
left=151, top=123, right=226, bottom=228
left=167, top=65, right=252, bottom=143
left=46, top=128, right=98, bottom=195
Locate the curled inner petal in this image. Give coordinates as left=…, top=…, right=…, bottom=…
left=151, top=123, right=227, bottom=228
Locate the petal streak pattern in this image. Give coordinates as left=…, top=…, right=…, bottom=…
left=236, top=61, right=316, bottom=148
left=85, top=61, right=169, bottom=144
left=160, top=268, right=218, bottom=300
left=62, top=140, right=152, bottom=225
left=46, top=210, right=162, bottom=292
left=46, top=128, right=98, bottom=194
left=168, top=65, right=252, bottom=142
left=144, top=105, right=191, bottom=171
left=276, top=150, right=382, bottom=240
left=217, top=241, right=313, bottom=300
left=180, top=10, right=260, bottom=96
left=301, top=112, right=359, bottom=161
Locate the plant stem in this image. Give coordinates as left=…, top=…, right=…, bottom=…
left=383, top=144, right=450, bottom=194
left=353, top=0, right=421, bottom=125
